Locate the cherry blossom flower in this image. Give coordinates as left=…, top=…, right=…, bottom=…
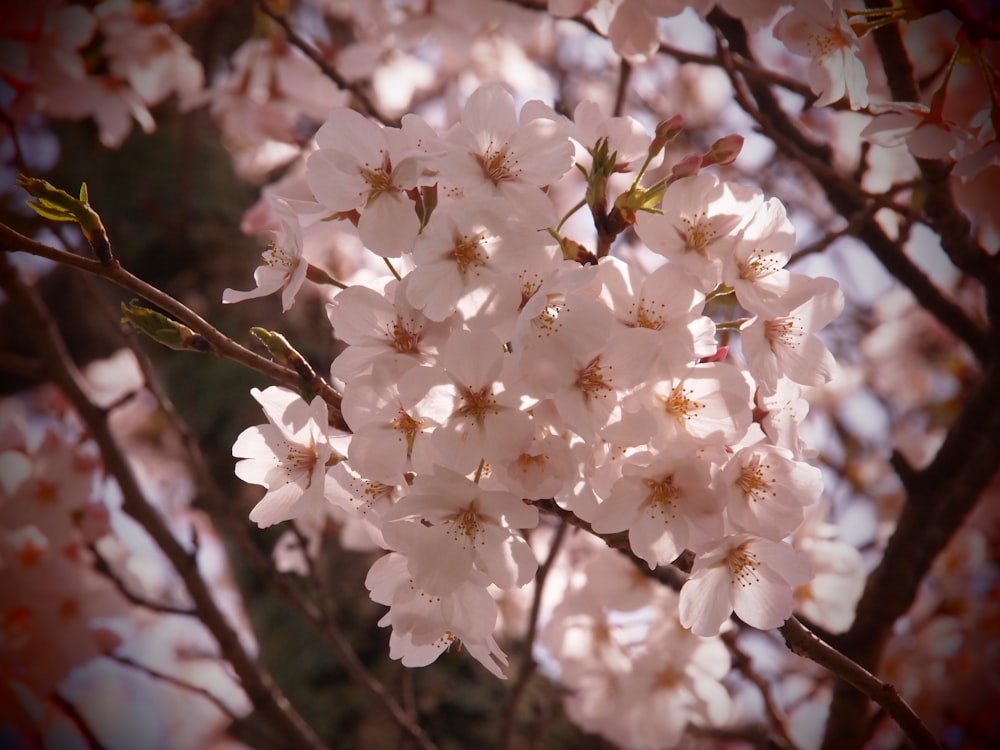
left=740, top=275, right=844, bottom=392
left=232, top=386, right=342, bottom=528
left=591, top=446, right=727, bottom=568
left=436, top=84, right=574, bottom=229
left=773, top=0, right=869, bottom=110
left=608, top=361, right=754, bottom=448
left=401, top=330, right=534, bottom=474
left=42, top=71, right=156, bottom=149
left=307, top=108, right=426, bottom=256
left=380, top=466, right=538, bottom=595
left=549, top=0, right=713, bottom=62
left=679, top=534, right=811, bottom=636
left=634, top=174, right=762, bottom=292
left=97, top=0, right=203, bottom=107
left=596, top=257, right=717, bottom=377
left=720, top=442, right=823, bottom=539
left=222, top=204, right=307, bottom=312
left=326, top=278, right=452, bottom=383
left=860, top=101, right=969, bottom=160
left=340, top=365, right=442, bottom=483
left=722, top=197, right=797, bottom=316
left=365, top=552, right=509, bottom=677
left=584, top=621, right=733, bottom=750
left=403, top=202, right=528, bottom=329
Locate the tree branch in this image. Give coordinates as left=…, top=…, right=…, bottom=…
left=708, top=9, right=990, bottom=363
left=0, top=254, right=331, bottom=750
left=780, top=617, right=941, bottom=750
left=499, top=517, right=569, bottom=750
left=0, top=222, right=346, bottom=426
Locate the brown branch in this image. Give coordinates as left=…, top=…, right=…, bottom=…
left=708, top=9, right=991, bottom=363
left=108, top=653, right=244, bottom=721
left=780, top=617, right=941, bottom=750
left=0, top=254, right=331, bottom=750
left=83, top=284, right=440, bottom=750
left=866, top=5, right=999, bottom=291
left=52, top=691, right=109, bottom=750
left=0, top=222, right=345, bottom=426
left=499, top=517, right=569, bottom=750
left=721, top=630, right=797, bottom=750
left=613, top=59, right=631, bottom=117
left=813, top=9, right=1000, bottom=748
left=89, top=543, right=196, bottom=616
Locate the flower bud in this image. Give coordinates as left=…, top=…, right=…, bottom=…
left=701, top=134, right=744, bottom=167
left=120, top=300, right=209, bottom=352
left=670, top=154, right=703, bottom=180
left=17, top=175, right=114, bottom=264
left=250, top=327, right=317, bottom=383
left=649, top=114, right=684, bottom=155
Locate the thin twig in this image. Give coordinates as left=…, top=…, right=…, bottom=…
left=89, top=543, right=196, bottom=616
left=108, top=652, right=244, bottom=721
left=779, top=617, right=941, bottom=750
left=613, top=59, right=631, bottom=117
left=722, top=630, right=797, bottom=750
left=499, top=518, right=569, bottom=750
left=256, top=0, right=399, bottom=128
left=0, top=254, right=331, bottom=750
left=0, top=222, right=346, bottom=425
left=52, top=691, right=110, bottom=750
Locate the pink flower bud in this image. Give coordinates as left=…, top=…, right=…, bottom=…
left=649, top=114, right=684, bottom=154
left=670, top=154, right=702, bottom=180
left=702, top=134, right=744, bottom=167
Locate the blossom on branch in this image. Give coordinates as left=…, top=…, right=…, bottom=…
left=232, top=386, right=343, bottom=528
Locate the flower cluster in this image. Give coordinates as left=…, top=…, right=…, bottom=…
left=1, top=0, right=202, bottom=148
left=229, top=83, right=846, bottom=678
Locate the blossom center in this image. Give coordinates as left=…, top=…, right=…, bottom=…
left=662, top=384, right=705, bottom=423
left=449, top=502, right=485, bottom=542
left=628, top=297, right=666, bottom=330
left=737, top=455, right=776, bottom=503
left=677, top=213, right=718, bottom=254
left=32, top=480, right=58, bottom=505
left=282, top=438, right=319, bottom=486
left=391, top=409, right=427, bottom=444
left=263, top=241, right=295, bottom=271
left=737, top=249, right=781, bottom=280
left=358, top=152, right=399, bottom=204
left=388, top=316, right=421, bottom=353
left=575, top=355, right=614, bottom=402
left=726, top=546, right=762, bottom=588
left=451, top=232, right=488, bottom=275
left=765, top=317, right=801, bottom=350
left=478, top=143, right=520, bottom=184
left=644, top=476, right=680, bottom=522
left=456, top=385, right=500, bottom=426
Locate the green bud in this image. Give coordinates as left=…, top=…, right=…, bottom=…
left=17, top=175, right=114, bottom=264
left=614, top=179, right=667, bottom=217
left=250, top=327, right=316, bottom=382
left=121, top=300, right=209, bottom=352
